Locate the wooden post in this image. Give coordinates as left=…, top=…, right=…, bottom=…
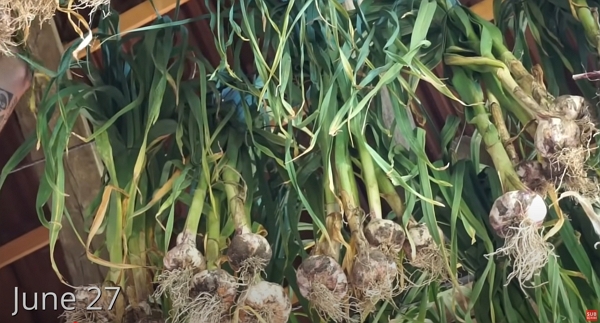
left=11, top=19, right=107, bottom=286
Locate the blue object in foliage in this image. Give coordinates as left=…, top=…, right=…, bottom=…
left=221, top=87, right=250, bottom=123
left=220, top=76, right=264, bottom=123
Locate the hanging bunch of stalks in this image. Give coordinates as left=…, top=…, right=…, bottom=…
left=223, top=0, right=600, bottom=319
left=386, top=0, right=600, bottom=320
left=153, top=136, right=292, bottom=323
left=444, top=1, right=600, bottom=201
left=0, top=13, right=205, bottom=322
left=9, top=0, right=600, bottom=322
left=200, top=0, right=465, bottom=320
left=153, top=123, right=292, bottom=323
left=498, top=0, right=600, bottom=238
left=0, top=9, right=294, bottom=323
left=0, top=2, right=435, bottom=322
left=433, top=0, right=600, bottom=289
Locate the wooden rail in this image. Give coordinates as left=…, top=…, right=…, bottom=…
left=0, top=226, right=50, bottom=269
left=64, top=0, right=190, bottom=59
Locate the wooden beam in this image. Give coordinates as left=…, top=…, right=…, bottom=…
left=0, top=226, right=50, bottom=269
left=64, top=0, right=190, bottom=59
left=470, top=0, right=494, bottom=21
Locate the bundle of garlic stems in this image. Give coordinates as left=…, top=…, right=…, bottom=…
left=445, top=7, right=598, bottom=195
left=354, top=112, right=449, bottom=285
left=154, top=174, right=208, bottom=321
left=296, top=123, right=351, bottom=323
left=440, top=5, right=600, bottom=288
left=335, top=127, right=400, bottom=317
left=222, top=147, right=292, bottom=323
left=484, top=12, right=598, bottom=190
left=185, top=179, right=238, bottom=323
left=294, top=102, right=459, bottom=319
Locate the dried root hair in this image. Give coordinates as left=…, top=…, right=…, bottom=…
left=184, top=269, right=239, bottom=323
left=548, top=144, right=599, bottom=199
left=350, top=250, right=400, bottom=319
left=392, top=259, right=417, bottom=293
left=227, top=233, right=272, bottom=285
left=351, top=278, right=401, bottom=321
left=69, top=0, right=110, bottom=15
left=61, top=309, right=113, bottom=323
left=308, top=283, right=353, bottom=323
left=485, top=219, right=554, bottom=289
left=576, top=113, right=598, bottom=144
left=236, top=256, right=269, bottom=284
left=238, top=305, right=275, bottom=323
left=186, top=292, right=233, bottom=323
left=403, top=224, right=450, bottom=286
left=561, top=175, right=600, bottom=200
left=153, top=268, right=195, bottom=322
left=545, top=114, right=600, bottom=198
left=405, top=243, right=449, bottom=286
left=124, top=301, right=154, bottom=323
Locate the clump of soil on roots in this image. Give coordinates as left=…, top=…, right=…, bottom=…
left=227, top=233, right=272, bottom=283
left=364, top=218, right=405, bottom=255
left=186, top=269, right=238, bottom=322
left=237, top=281, right=292, bottom=323
left=153, top=233, right=206, bottom=320
left=60, top=284, right=118, bottom=323
left=296, top=255, right=350, bottom=323
left=350, top=248, right=399, bottom=316
left=403, top=223, right=448, bottom=284
left=487, top=190, right=553, bottom=288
